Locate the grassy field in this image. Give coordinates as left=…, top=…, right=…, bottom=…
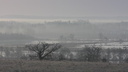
left=0, top=60, right=128, bottom=72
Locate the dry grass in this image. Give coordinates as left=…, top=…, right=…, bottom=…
left=0, top=60, right=128, bottom=72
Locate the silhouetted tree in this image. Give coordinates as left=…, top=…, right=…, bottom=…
left=102, top=57, right=107, bottom=62
left=4, top=47, right=10, bottom=58
left=58, top=48, right=72, bottom=60
left=106, top=48, right=111, bottom=62
left=77, top=45, right=102, bottom=62
left=118, top=39, right=123, bottom=44
left=15, top=47, right=23, bottom=58
left=85, top=46, right=102, bottom=62
left=26, top=42, right=61, bottom=60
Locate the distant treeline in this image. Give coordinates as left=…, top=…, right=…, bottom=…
left=0, top=21, right=128, bottom=40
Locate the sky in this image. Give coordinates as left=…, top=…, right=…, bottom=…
left=0, top=0, right=128, bottom=17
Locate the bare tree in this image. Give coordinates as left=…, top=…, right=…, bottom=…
left=77, top=45, right=102, bottom=62
left=58, top=48, right=72, bottom=60
left=26, top=42, right=61, bottom=60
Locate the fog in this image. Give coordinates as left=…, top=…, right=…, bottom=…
left=1, top=1, right=128, bottom=71
left=0, top=17, right=128, bottom=45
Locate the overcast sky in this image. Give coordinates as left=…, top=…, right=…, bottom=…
left=0, top=0, right=128, bottom=17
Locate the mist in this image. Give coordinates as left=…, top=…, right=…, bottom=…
left=1, top=0, right=128, bottom=71
left=0, top=17, right=128, bottom=46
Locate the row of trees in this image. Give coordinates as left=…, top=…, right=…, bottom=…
left=26, top=43, right=128, bottom=62
left=1, top=42, right=128, bottom=63
left=27, top=42, right=128, bottom=63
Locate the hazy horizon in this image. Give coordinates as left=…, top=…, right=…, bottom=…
left=0, top=17, right=128, bottom=24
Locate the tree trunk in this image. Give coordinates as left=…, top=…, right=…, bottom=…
left=38, top=52, right=42, bottom=60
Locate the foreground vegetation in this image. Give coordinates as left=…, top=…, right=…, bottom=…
left=0, top=60, right=128, bottom=72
